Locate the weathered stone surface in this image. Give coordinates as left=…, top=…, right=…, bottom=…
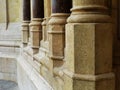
left=29, top=18, right=43, bottom=54
left=0, top=0, right=117, bottom=90
left=0, top=57, right=17, bottom=82
left=0, top=80, right=19, bottom=90
left=17, top=56, right=53, bottom=90
left=65, top=23, right=113, bottom=74
left=0, top=0, right=22, bottom=23
left=0, top=0, right=6, bottom=23
left=44, top=0, right=51, bottom=17
left=8, top=0, right=22, bottom=22
left=22, top=21, right=30, bottom=47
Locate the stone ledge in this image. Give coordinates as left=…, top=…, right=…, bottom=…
left=17, top=56, right=53, bottom=90
left=0, top=41, right=20, bottom=47
left=63, top=69, right=115, bottom=81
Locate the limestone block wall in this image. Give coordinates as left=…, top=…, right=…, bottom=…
left=0, top=0, right=22, bottom=86
left=17, top=56, right=53, bottom=90
left=0, top=57, right=17, bottom=82
left=0, top=0, right=22, bottom=23
left=0, top=22, right=21, bottom=84
left=0, top=0, right=6, bottom=23
left=7, top=0, right=22, bottom=22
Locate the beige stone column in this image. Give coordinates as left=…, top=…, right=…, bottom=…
left=33, top=0, right=52, bottom=76
left=34, top=0, right=51, bottom=62
left=29, top=0, right=44, bottom=54
left=48, top=0, right=72, bottom=67
left=48, top=14, right=69, bottom=62
left=64, top=0, right=115, bottom=90
left=40, top=0, right=51, bottom=49
left=44, top=0, right=51, bottom=18
left=22, top=0, right=31, bottom=47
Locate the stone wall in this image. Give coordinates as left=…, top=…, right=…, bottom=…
left=8, top=0, right=22, bottom=22
left=0, top=0, right=22, bottom=23
left=0, top=0, right=6, bottom=23
left=0, top=0, right=21, bottom=87
left=0, top=22, right=21, bottom=84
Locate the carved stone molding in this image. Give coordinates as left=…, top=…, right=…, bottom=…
left=67, top=5, right=111, bottom=23
left=22, top=21, right=30, bottom=47
left=29, top=18, right=43, bottom=54
left=48, top=13, right=69, bottom=61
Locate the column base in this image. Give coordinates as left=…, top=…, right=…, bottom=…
left=63, top=69, right=115, bottom=90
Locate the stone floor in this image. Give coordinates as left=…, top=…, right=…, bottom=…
left=0, top=80, right=19, bottom=90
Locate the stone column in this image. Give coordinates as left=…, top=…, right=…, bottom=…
left=40, top=0, right=51, bottom=50
left=64, top=0, right=115, bottom=90
left=44, top=0, right=51, bottom=18
left=29, top=0, right=44, bottom=54
left=48, top=0, right=72, bottom=66
left=22, top=0, right=31, bottom=47
left=112, top=0, right=120, bottom=90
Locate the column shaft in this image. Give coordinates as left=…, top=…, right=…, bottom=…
left=33, top=0, right=52, bottom=84
left=40, top=0, right=51, bottom=49
left=23, top=0, right=31, bottom=20
left=52, top=0, right=72, bottom=13
left=44, top=0, right=51, bottom=17
left=32, top=0, right=44, bottom=18
left=43, top=0, right=51, bottom=43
